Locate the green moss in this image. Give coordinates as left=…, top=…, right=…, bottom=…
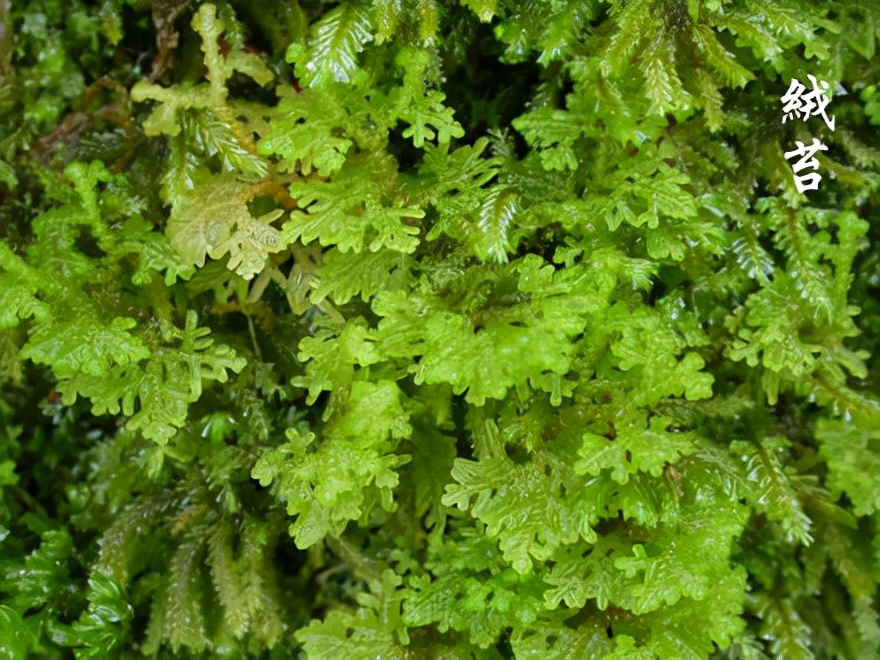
left=1, top=1, right=878, bottom=657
